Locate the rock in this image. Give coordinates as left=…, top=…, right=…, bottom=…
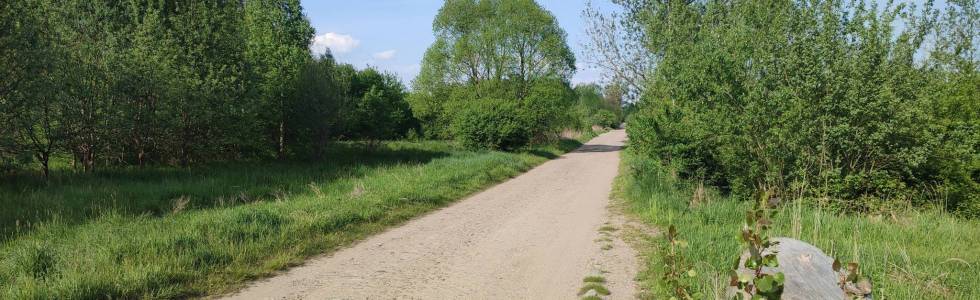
left=727, top=237, right=870, bottom=300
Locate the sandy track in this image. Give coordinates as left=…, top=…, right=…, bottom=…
left=221, top=130, right=637, bottom=300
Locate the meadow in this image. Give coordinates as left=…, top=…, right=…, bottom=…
left=617, top=151, right=980, bottom=299
left=0, top=136, right=589, bottom=298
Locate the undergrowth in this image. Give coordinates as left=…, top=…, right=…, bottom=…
left=617, top=151, right=980, bottom=299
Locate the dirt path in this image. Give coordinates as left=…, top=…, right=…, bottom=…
left=222, top=130, right=638, bottom=300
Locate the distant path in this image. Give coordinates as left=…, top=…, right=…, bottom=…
left=222, top=130, right=638, bottom=300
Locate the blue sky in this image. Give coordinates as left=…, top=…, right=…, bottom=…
left=300, top=0, right=619, bottom=87
left=300, top=0, right=945, bottom=87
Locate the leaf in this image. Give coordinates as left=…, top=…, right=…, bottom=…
left=738, top=272, right=752, bottom=283
left=832, top=258, right=841, bottom=272
left=773, top=272, right=785, bottom=284
left=764, top=254, right=779, bottom=267
left=756, top=275, right=773, bottom=292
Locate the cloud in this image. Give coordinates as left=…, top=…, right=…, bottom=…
left=373, top=50, right=397, bottom=60
left=311, top=32, right=360, bottom=55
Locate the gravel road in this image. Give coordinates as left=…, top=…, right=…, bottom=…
left=222, top=130, right=638, bottom=299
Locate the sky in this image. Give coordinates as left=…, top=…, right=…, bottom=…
left=300, top=0, right=620, bottom=87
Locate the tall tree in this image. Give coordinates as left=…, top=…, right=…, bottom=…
left=245, top=0, right=315, bottom=158
left=416, top=0, right=575, bottom=98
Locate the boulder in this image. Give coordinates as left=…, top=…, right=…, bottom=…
left=728, top=237, right=871, bottom=300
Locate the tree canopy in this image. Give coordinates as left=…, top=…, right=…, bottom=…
left=415, top=0, right=575, bottom=98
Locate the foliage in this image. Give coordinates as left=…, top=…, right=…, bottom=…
left=411, top=0, right=577, bottom=142
left=591, top=111, right=619, bottom=129
left=623, top=0, right=980, bottom=215
left=346, top=69, right=416, bottom=142
left=287, top=54, right=346, bottom=159
left=572, top=83, right=622, bottom=130
left=618, top=151, right=980, bottom=299
left=730, top=194, right=785, bottom=299
left=244, top=0, right=315, bottom=158
left=661, top=225, right=700, bottom=300
left=0, top=0, right=419, bottom=176
left=452, top=99, right=534, bottom=150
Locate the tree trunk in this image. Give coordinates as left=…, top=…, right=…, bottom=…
left=37, top=151, right=49, bottom=179
left=277, top=120, right=286, bottom=159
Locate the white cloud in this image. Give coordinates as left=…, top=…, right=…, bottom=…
left=311, top=32, right=360, bottom=55
left=373, top=50, right=397, bottom=60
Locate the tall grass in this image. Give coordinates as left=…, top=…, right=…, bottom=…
left=0, top=137, right=588, bottom=298
left=617, top=152, right=980, bottom=299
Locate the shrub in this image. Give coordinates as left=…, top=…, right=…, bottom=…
left=624, top=0, right=979, bottom=213
left=590, top=110, right=618, bottom=129
left=452, top=99, right=533, bottom=150
left=523, top=78, right=577, bottom=139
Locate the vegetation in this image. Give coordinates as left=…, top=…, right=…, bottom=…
left=0, top=0, right=613, bottom=298
left=0, top=0, right=414, bottom=177
left=572, top=84, right=624, bottom=130
left=595, top=0, right=980, bottom=299
left=618, top=152, right=980, bottom=299
left=0, top=139, right=590, bottom=298
left=620, top=0, right=979, bottom=216
left=410, top=0, right=582, bottom=147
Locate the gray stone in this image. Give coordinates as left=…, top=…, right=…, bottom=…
left=728, top=237, right=866, bottom=300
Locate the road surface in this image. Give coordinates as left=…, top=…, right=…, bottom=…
left=222, top=129, right=637, bottom=299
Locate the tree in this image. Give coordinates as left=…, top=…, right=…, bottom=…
left=582, top=1, right=654, bottom=101
left=245, top=0, right=315, bottom=158
left=346, top=68, right=414, bottom=142
left=289, top=53, right=346, bottom=159
left=416, top=0, right=574, bottom=97
left=412, top=0, right=576, bottom=141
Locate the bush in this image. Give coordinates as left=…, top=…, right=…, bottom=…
left=624, top=0, right=979, bottom=213
left=452, top=99, right=534, bottom=150
left=523, top=78, right=577, bottom=139
left=590, top=110, right=618, bottom=129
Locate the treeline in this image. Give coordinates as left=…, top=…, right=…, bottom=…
left=409, top=0, right=621, bottom=150
left=622, top=1, right=978, bottom=215
left=0, top=0, right=413, bottom=177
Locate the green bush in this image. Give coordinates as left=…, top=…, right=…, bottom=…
left=590, top=110, right=618, bottom=129
left=452, top=99, right=534, bottom=150
left=523, top=78, right=577, bottom=139
left=623, top=0, right=979, bottom=213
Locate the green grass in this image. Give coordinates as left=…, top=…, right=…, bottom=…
left=617, top=151, right=980, bottom=299
left=583, top=275, right=607, bottom=284
left=0, top=136, right=591, bottom=299
left=578, top=282, right=611, bottom=296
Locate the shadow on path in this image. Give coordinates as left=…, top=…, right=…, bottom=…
left=572, top=144, right=625, bottom=153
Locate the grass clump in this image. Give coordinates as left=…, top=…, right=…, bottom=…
left=583, top=275, right=606, bottom=284
left=617, top=151, right=980, bottom=299
left=0, top=138, right=587, bottom=298
left=577, top=282, right=611, bottom=296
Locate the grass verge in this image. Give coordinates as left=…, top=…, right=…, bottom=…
left=0, top=134, right=594, bottom=299
left=616, top=151, right=980, bottom=299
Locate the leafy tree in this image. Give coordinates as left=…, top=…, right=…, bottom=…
left=245, top=0, right=314, bottom=158
left=289, top=53, right=346, bottom=159
left=413, top=0, right=577, bottom=143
